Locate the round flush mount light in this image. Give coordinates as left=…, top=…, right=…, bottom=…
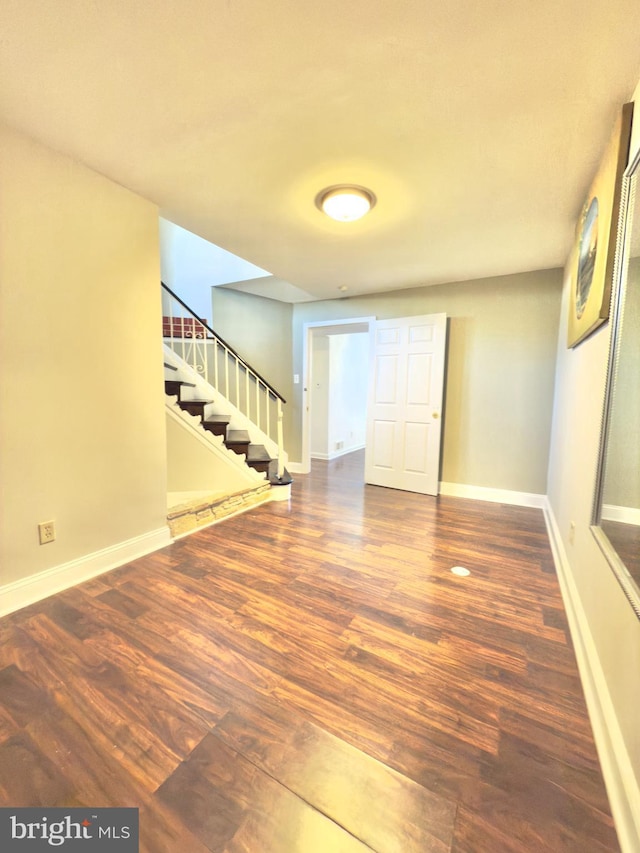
left=316, top=185, right=376, bottom=222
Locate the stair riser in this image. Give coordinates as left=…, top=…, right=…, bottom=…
left=203, top=423, right=227, bottom=437
left=179, top=401, right=208, bottom=418
left=227, top=444, right=250, bottom=456
left=167, top=364, right=279, bottom=480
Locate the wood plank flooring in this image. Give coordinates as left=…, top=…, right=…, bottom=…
left=0, top=451, right=619, bottom=851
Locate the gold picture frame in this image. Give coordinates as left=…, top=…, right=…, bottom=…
left=568, top=102, right=634, bottom=348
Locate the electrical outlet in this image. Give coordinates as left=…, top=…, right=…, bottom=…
left=569, top=521, right=576, bottom=545
left=38, top=521, right=56, bottom=545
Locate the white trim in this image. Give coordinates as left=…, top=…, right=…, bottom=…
left=439, top=481, right=546, bottom=508
left=269, top=483, right=292, bottom=502
left=301, top=316, right=375, bottom=474
left=543, top=500, right=640, bottom=853
left=163, top=344, right=289, bottom=470
left=165, top=396, right=265, bottom=485
left=302, top=317, right=375, bottom=331
left=0, top=527, right=172, bottom=617
left=311, top=443, right=365, bottom=462
left=287, top=461, right=309, bottom=474
left=602, top=504, right=640, bottom=525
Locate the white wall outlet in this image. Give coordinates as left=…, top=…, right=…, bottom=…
left=38, top=520, right=56, bottom=544
left=293, top=374, right=300, bottom=384
left=569, top=521, right=576, bottom=545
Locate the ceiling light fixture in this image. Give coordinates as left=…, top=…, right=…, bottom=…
left=451, top=566, right=471, bottom=577
left=316, top=185, right=376, bottom=222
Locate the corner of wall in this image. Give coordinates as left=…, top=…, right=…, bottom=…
left=543, top=500, right=640, bottom=853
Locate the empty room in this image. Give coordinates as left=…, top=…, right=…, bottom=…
left=1, top=3, right=639, bottom=851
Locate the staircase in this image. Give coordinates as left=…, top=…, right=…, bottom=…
left=164, top=378, right=276, bottom=476
left=161, top=284, right=292, bottom=537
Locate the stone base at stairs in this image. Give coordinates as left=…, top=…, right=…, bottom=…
left=167, top=483, right=271, bottom=538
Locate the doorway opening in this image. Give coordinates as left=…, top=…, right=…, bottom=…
left=301, top=313, right=447, bottom=496
left=301, top=318, right=374, bottom=475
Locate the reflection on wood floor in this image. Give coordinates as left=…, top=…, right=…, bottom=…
left=0, top=450, right=619, bottom=851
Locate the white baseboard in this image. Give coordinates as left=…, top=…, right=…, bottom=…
left=602, top=504, right=640, bottom=525
left=285, top=472, right=547, bottom=507
left=543, top=501, right=640, bottom=853
left=287, top=461, right=309, bottom=475
left=311, top=444, right=365, bottom=462
left=0, top=526, right=172, bottom=617
left=439, top=481, right=546, bottom=508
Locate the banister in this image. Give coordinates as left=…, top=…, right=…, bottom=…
left=161, top=282, right=287, bottom=404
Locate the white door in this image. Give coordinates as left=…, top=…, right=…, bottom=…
left=364, top=313, right=447, bottom=495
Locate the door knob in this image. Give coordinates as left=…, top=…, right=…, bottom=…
left=432, top=412, right=439, bottom=419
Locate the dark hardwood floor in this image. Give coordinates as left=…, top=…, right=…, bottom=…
left=0, top=451, right=619, bottom=851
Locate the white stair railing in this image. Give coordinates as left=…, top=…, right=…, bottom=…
left=162, top=283, right=286, bottom=477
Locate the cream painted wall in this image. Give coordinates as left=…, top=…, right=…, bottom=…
left=166, top=415, right=255, bottom=492
left=546, top=78, right=640, bottom=846
left=0, top=125, right=168, bottom=587
left=160, top=218, right=269, bottom=324
left=293, top=270, right=562, bottom=493
left=210, top=287, right=294, bottom=449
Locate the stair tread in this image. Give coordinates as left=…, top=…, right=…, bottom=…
left=246, top=444, right=273, bottom=462
left=164, top=379, right=196, bottom=386
left=164, top=362, right=178, bottom=371
left=203, top=415, right=231, bottom=424
left=226, top=430, right=251, bottom=444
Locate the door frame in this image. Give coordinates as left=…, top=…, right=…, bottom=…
left=301, top=317, right=375, bottom=473
left=364, top=312, right=447, bottom=496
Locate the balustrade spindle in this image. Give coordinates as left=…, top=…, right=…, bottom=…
left=277, top=401, right=284, bottom=477
left=162, top=282, right=287, bottom=474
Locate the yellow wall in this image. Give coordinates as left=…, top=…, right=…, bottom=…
left=546, top=81, right=640, bottom=846
left=211, top=286, right=295, bottom=455
left=213, top=270, right=562, bottom=494
left=0, top=125, right=168, bottom=587
left=292, top=269, right=562, bottom=493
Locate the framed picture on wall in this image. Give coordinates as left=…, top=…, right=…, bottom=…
left=568, top=102, right=634, bottom=348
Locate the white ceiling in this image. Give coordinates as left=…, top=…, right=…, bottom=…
left=1, top=1, right=640, bottom=301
